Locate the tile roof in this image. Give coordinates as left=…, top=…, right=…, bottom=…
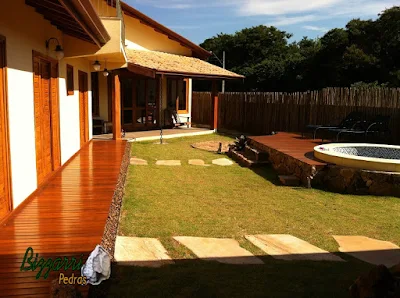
left=125, top=49, right=244, bottom=79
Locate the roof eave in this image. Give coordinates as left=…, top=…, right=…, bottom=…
left=62, top=0, right=111, bottom=47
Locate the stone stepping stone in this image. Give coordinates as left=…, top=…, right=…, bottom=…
left=245, top=234, right=344, bottom=262
left=155, top=160, right=181, bottom=166
left=333, top=236, right=400, bottom=267
left=115, top=236, right=174, bottom=267
left=188, top=159, right=209, bottom=166
left=173, top=236, right=263, bottom=265
left=212, top=158, right=234, bottom=166
left=130, top=158, right=148, bottom=165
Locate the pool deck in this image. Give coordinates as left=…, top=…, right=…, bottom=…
left=249, top=133, right=327, bottom=184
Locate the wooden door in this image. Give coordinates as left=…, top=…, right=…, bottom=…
left=0, top=36, right=11, bottom=221
left=33, top=52, right=60, bottom=186
left=79, top=71, right=88, bottom=147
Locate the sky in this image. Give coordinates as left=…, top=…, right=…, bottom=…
left=124, top=0, right=398, bottom=45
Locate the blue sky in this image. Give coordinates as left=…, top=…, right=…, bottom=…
left=125, top=0, right=397, bottom=45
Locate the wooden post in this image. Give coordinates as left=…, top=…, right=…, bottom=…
left=112, top=73, right=122, bottom=140
left=211, top=80, right=219, bottom=130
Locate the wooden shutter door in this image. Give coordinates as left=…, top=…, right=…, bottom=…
left=33, top=53, right=60, bottom=186
left=0, top=37, right=11, bottom=221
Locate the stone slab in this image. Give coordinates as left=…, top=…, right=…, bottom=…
left=130, top=158, right=148, bottom=165
left=188, top=159, right=209, bottom=166
left=278, top=175, right=301, bottom=186
left=155, top=160, right=181, bottom=166
left=333, top=236, right=400, bottom=267
left=212, top=158, right=234, bottom=166
left=115, top=236, right=174, bottom=267
left=174, top=236, right=263, bottom=265
left=245, top=234, right=344, bottom=262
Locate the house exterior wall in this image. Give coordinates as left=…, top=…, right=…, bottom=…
left=0, top=0, right=93, bottom=209
left=90, top=0, right=192, bottom=56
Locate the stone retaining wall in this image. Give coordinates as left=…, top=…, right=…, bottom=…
left=249, top=139, right=321, bottom=185
left=314, top=166, right=400, bottom=197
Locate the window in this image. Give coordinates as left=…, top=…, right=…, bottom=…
left=66, top=65, right=74, bottom=96
left=167, top=78, right=189, bottom=114
left=91, top=72, right=99, bottom=117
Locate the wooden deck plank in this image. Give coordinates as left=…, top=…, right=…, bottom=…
left=249, top=133, right=326, bottom=167
left=0, top=140, right=126, bottom=297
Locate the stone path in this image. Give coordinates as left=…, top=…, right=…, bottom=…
left=173, top=236, right=264, bottom=265
left=212, top=158, right=234, bottom=166
left=188, top=159, right=209, bottom=166
left=113, top=234, right=400, bottom=267
left=130, top=158, right=148, bottom=165
left=156, top=160, right=181, bottom=166
left=333, top=236, right=400, bottom=267
left=114, top=236, right=174, bottom=267
left=246, top=234, right=344, bottom=262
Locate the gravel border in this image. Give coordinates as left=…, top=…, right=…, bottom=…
left=89, top=142, right=131, bottom=297
left=101, top=141, right=132, bottom=260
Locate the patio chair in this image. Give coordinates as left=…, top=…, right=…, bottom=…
left=327, top=115, right=391, bottom=142
left=303, top=111, right=364, bottom=139
left=164, top=107, right=190, bottom=128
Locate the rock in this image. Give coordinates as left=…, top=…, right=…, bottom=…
left=173, top=236, right=264, bottom=265
left=212, top=158, right=234, bottom=166
left=340, top=168, right=356, bottom=181
left=245, top=234, right=344, bottom=262
left=188, top=159, right=209, bottom=166
left=349, top=265, right=397, bottom=298
left=114, top=236, right=174, bottom=267
left=333, top=236, right=400, bottom=267
left=130, top=158, right=148, bottom=165
left=156, top=160, right=181, bottom=166
left=279, top=175, right=301, bottom=186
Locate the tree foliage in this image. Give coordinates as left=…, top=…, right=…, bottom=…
left=195, top=6, right=400, bottom=91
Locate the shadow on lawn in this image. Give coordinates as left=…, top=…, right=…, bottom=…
left=91, top=253, right=374, bottom=298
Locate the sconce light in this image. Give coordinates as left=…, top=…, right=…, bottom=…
left=93, top=60, right=101, bottom=71
left=45, top=37, right=64, bottom=60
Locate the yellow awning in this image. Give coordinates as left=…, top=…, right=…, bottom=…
left=126, top=49, right=244, bottom=80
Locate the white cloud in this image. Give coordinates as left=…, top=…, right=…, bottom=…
left=303, top=25, right=329, bottom=33
left=267, top=15, right=322, bottom=26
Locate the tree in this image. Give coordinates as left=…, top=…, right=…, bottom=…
left=194, top=6, right=400, bottom=91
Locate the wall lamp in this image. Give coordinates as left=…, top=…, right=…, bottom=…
left=45, top=37, right=64, bottom=60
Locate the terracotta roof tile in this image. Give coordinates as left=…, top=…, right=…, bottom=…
left=126, top=49, right=244, bottom=79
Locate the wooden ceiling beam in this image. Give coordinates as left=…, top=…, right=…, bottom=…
left=26, top=0, right=72, bottom=18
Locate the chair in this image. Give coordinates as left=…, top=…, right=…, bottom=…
left=164, top=108, right=190, bottom=128
left=304, top=111, right=364, bottom=139
left=328, top=115, right=391, bottom=142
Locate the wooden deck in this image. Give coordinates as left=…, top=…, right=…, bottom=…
left=0, top=140, right=126, bottom=297
left=249, top=133, right=326, bottom=167
left=249, top=133, right=327, bottom=185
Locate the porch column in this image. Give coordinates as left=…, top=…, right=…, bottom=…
left=112, top=73, right=122, bottom=140
left=211, top=80, right=219, bottom=131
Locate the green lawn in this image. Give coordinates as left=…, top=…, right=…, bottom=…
left=108, top=134, right=400, bottom=297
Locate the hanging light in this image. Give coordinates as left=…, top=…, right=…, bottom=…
left=45, top=37, right=64, bottom=60
left=103, top=59, right=109, bottom=77
left=93, top=60, right=101, bottom=71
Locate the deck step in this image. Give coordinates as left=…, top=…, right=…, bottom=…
left=279, top=175, right=301, bottom=186
left=244, top=145, right=269, bottom=162
left=229, top=149, right=270, bottom=168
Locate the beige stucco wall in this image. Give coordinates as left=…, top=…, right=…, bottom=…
left=90, top=0, right=193, bottom=56
left=0, top=0, right=93, bottom=209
